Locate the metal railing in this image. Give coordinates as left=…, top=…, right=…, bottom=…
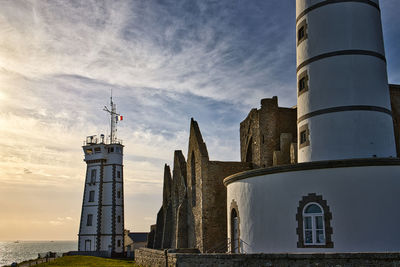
left=83, top=135, right=123, bottom=146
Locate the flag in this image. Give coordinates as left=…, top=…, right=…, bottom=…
left=116, top=115, right=123, bottom=121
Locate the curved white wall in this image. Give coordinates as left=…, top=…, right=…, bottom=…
left=298, top=112, right=396, bottom=161
left=296, top=0, right=396, bottom=162
left=226, top=164, right=400, bottom=253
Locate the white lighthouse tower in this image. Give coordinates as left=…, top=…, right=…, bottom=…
left=225, top=0, right=400, bottom=254
left=78, top=95, right=125, bottom=256
left=296, top=0, right=396, bottom=162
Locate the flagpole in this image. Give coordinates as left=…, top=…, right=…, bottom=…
left=110, top=93, right=114, bottom=143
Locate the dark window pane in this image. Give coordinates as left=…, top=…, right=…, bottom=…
left=316, top=230, right=325, bottom=243
left=304, top=216, right=312, bottom=229
left=305, top=204, right=322, bottom=214
left=316, top=216, right=323, bottom=229
left=299, top=77, right=306, bottom=91
left=90, top=169, right=96, bottom=184
left=305, top=230, right=313, bottom=243
left=298, top=27, right=305, bottom=41
left=89, top=191, right=95, bottom=202
left=300, top=131, right=307, bottom=144
left=87, top=214, right=93, bottom=226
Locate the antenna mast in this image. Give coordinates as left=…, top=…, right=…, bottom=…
left=103, top=90, right=120, bottom=144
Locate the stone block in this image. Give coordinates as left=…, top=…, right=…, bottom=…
left=290, top=142, right=298, bottom=164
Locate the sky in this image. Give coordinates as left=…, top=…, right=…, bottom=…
left=0, top=0, right=399, bottom=241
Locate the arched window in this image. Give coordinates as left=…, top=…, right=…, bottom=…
left=230, top=200, right=240, bottom=253
left=245, top=137, right=253, bottom=163
left=296, top=193, right=333, bottom=248
left=303, top=203, right=325, bottom=245
left=231, top=209, right=239, bottom=253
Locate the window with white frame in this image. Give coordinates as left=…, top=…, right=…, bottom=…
left=296, top=193, right=333, bottom=248
left=303, top=203, right=325, bottom=245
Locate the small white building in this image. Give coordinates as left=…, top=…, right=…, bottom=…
left=225, top=0, right=400, bottom=253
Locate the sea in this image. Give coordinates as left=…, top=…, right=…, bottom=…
left=0, top=241, right=77, bottom=267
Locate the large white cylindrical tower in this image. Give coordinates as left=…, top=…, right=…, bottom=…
left=296, top=0, right=396, bottom=162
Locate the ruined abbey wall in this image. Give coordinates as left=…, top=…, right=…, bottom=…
left=148, top=119, right=251, bottom=253
left=240, top=96, right=297, bottom=168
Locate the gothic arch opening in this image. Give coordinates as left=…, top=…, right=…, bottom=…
left=231, top=208, right=239, bottom=253
left=245, top=137, right=253, bottom=163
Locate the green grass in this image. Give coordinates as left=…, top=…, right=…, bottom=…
left=35, top=255, right=140, bottom=267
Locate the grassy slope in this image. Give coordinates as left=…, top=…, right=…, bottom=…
left=35, top=256, right=139, bottom=267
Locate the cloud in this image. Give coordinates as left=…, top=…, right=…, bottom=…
left=49, top=217, right=74, bottom=226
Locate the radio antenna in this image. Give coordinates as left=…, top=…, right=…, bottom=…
left=103, top=89, right=121, bottom=144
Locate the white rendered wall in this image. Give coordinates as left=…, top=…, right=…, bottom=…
left=78, top=144, right=124, bottom=253
left=227, top=165, right=400, bottom=253
left=296, top=0, right=396, bottom=162
left=298, top=112, right=396, bottom=161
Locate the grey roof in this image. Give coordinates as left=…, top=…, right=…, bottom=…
left=128, top=232, right=148, bottom=243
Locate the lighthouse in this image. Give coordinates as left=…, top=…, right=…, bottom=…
left=296, top=0, right=396, bottom=162
left=78, top=95, right=125, bottom=256
left=224, top=0, right=400, bottom=254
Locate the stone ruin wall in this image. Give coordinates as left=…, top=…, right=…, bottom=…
left=148, top=119, right=251, bottom=253
left=201, top=161, right=252, bottom=252
left=241, top=96, right=297, bottom=168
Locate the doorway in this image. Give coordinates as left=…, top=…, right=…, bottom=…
left=85, top=240, right=91, bottom=251
left=231, top=209, right=239, bottom=253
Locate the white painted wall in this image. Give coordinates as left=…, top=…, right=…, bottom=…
left=79, top=143, right=125, bottom=253
left=227, top=165, right=400, bottom=253
left=298, top=112, right=396, bottom=161
left=297, top=3, right=385, bottom=64
left=296, top=0, right=396, bottom=162
left=297, top=57, right=391, bottom=117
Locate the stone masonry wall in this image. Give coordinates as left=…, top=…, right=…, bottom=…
left=151, top=118, right=253, bottom=253
left=240, top=108, right=260, bottom=165
left=186, top=119, right=209, bottom=251
left=240, top=96, right=297, bottom=168
left=135, top=248, right=400, bottom=267
left=135, top=248, right=168, bottom=267
left=171, top=150, right=187, bottom=249
left=202, top=161, right=252, bottom=253
left=258, top=97, right=280, bottom=167
left=161, top=165, right=173, bottom=249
